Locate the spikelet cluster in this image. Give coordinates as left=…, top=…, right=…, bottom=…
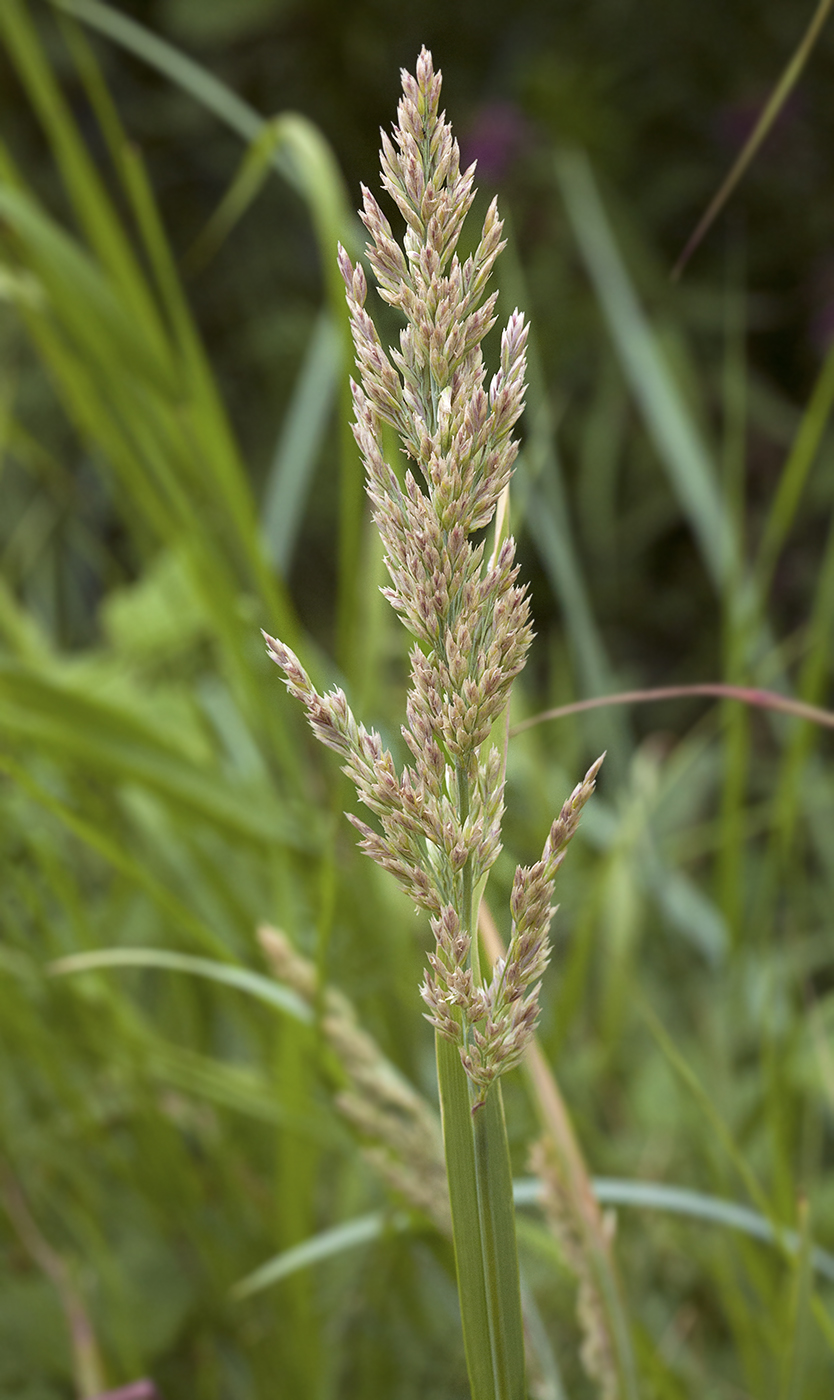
left=263, top=48, right=601, bottom=1107
left=259, top=926, right=450, bottom=1232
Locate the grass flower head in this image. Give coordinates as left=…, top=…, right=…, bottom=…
left=264, top=46, right=600, bottom=1109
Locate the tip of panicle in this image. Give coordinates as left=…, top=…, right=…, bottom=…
left=261, top=630, right=284, bottom=665
left=585, top=752, right=606, bottom=786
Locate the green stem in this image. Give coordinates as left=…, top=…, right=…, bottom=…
left=473, top=1091, right=526, bottom=1394
left=436, top=1036, right=527, bottom=1400
left=435, top=764, right=527, bottom=1399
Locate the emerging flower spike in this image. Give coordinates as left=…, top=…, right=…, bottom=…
left=263, top=47, right=602, bottom=1108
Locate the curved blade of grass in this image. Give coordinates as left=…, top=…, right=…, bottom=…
left=114, top=145, right=285, bottom=604
left=47, top=0, right=284, bottom=168
left=639, top=997, right=782, bottom=1241
left=232, top=1210, right=411, bottom=1299
left=261, top=311, right=341, bottom=574
left=0, top=0, right=167, bottom=351
left=556, top=150, right=736, bottom=595
left=47, top=0, right=360, bottom=262
left=0, top=753, right=228, bottom=957
left=511, top=682, right=834, bottom=736
left=0, top=175, right=302, bottom=758
left=515, top=1179, right=834, bottom=1284
left=187, top=113, right=354, bottom=290
left=182, top=112, right=349, bottom=603
left=0, top=130, right=293, bottom=649
left=48, top=947, right=313, bottom=1024
left=0, top=176, right=214, bottom=516
left=673, top=0, right=834, bottom=278
left=48, top=15, right=294, bottom=630
left=44, top=0, right=366, bottom=669
left=0, top=166, right=286, bottom=658
left=47, top=0, right=372, bottom=684
left=233, top=1176, right=834, bottom=1304
left=0, top=662, right=316, bottom=848
left=0, top=182, right=175, bottom=392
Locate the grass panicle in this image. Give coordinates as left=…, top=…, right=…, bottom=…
left=262, top=49, right=601, bottom=1398
left=3, top=7, right=834, bottom=1396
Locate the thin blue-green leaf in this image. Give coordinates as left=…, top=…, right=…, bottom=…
left=514, top=1178, right=834, bottom=1282
left=232, top=1210, right=411, bottom=1299
left=48, top=947, right=313, bottom=1025
left=234, top=1176, right=834, bottom=1304
left=514, top=1176, right=834, bottom=1282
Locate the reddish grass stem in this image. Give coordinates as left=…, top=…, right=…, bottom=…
left=511, top=683, right=834, bottom=737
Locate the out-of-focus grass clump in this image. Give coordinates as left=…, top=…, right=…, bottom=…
left=1, top=2, right=834, bottom=1397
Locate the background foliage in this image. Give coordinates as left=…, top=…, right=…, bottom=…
left=2, top=1, right=834, bottom=1396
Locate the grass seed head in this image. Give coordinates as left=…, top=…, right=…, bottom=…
left=265, top=48, right=600, bottom=1100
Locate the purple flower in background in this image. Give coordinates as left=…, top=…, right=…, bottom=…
left=91, top=1383, right=163, bottom=1400
left=461, top=100, right=530, bottom=183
